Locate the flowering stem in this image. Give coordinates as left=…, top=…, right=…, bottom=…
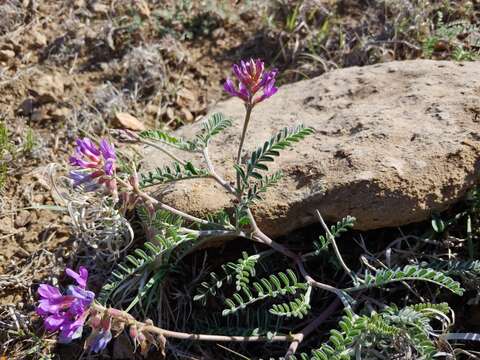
left=116, top=177, right=211, bottom=226
left=236, top=104, right=253, bottom=168
left=92, top=304, right=293, bottom=342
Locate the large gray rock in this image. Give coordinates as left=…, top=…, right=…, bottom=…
left=142, top=60, right=480, bottom=237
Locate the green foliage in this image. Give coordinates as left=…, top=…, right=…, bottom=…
left=142, top=113, right=231, bottom=155
left=139, top=161, right=209, bottom=187
left=193, top=252, right=260, bottom=305
left=427, top=259, right=480, bottom=276
left=314, top=216, right=356, bottom=254
left=97, top=240, right=164, bottom=305
left=0, top=122, right=11, bottom=189
left=99, top=210, right=198, bottom=313
left=291, top=302, right=452, bottom=360
left=139, top=129, right=197, bottom=151
left=269, top=286, right=311, bottom=319
left=195, top=112, right=232, bottom=147
left=194, top=308, right=285, bottom=338
left=203, top=209, right=235, bottom=230
left=23, top=127, right=38, bottom=154
left=223, top=269, right=308, bottom=316
left=153, top=0, right=224, bottom=40
left=232, top=251, right=260, bottom=291
left=244, top=170, right=283, bottom=205
left=431, top=213, right=446, bottom=233
left=422, top=17, right=479, bottom=60
left=358, top=265, right=464, bottom=295
left=138, top=206, right=184, bottom=230
left=235, top=125, right=314, bottom=191
left=425, top=259, right=480, bottom=289
left=193, top=264, right=233, bottom=305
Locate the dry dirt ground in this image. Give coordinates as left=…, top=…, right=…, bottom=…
left=0, top=0, right=479, bottom=358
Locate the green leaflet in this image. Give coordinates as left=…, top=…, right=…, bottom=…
left=235, top=125, right=314, bottom=189
left=195, top=112, right=232, bottom=147
left=140, top=161, right=209, bottom=187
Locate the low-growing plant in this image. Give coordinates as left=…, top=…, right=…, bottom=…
left=422, top=13, right=480, bottom=60
left=0, top=121, right=13, bottom=190
left=36, top=58, right=480, bottom=359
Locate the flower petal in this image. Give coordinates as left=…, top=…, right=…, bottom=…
left=66, top=267, right=87, bottom=288
left=90, top=330, right=113, bottom=353
left=38, top=284, right=62, bottom=300
left=99, top=139, right=115, bottom=160
left=104, top=158, right=115, bottom=176
left=58, top=321, right=84, bottom=343
left=44, top=314, right=66, bottom=332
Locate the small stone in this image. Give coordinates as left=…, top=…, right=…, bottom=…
left=0, top=49, right=15, bottom=61
left=0, top=217, right=14, bottom=234
left=1, top=43, right=14, bottom=51
left=30, top=108, right=48, bottom=122
left=33, top=74, right=65, bottom=103
left=50, top=107, right=70, bottom=121
left=84, top=27, right=98, bottom=41
left=212, top=28, right=225, bottom=39
left=32, top=32, right=47, bottom=47
left=91, top=3, right=109, bottom=15
left=113, top=112, right=146, bottom=131
left=14, top=210, right=31, bottom=228
left=73, top=0, right=86, bottom=7
left=145, top=104, right=158, bottom=115
left=17, top=98, right=36, bottom=116
left=135, top=0, right=150, bottom=18
left=177, top=88, right=196, bottom=108
left=240, top=10, right=255, bottom=22
left=180, top=108, right=194, bottom=122
left=166, top=107, right=175, bottom=120
left=33, top=194, right=45, bottom=204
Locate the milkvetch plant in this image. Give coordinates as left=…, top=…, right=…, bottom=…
left=36, top=59, right=477, bottom=359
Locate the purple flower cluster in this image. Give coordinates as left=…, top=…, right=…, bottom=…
left=37, top=267, right=94, bottom=344
left=224, top=59, right=278, bottom=106
left=69, top=138, right=117, bottom=194
left=37, top=267, right=115, bottom=352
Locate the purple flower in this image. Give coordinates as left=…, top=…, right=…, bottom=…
left=69, top=138, right=116, bottom=181
left=89, top=330, right=112, bottom=353
left=224, top=58, right=278, bottom=106
left=36, top=266, right=95, bottom=344
left=69, top=137, right=117, bottom=196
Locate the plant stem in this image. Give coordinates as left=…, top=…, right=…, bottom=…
left=235, top=104, right=253, bottom=196
left=138, top=137, right=187, bottom=166
left=116, top=177, right=211, bottom=226
left=236, top=104, right=253, bottom=166
left=284, top=298, right=342, bottom=358
left=315, top=210, right=357, bottom=283
left=246, top=209, right=344, bottom=300
left=93, top=303, right=293, bottom=342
